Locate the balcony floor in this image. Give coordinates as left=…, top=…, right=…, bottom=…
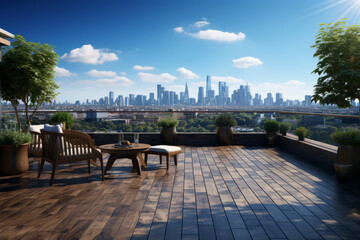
left=1, top=146, right=360, bottom=240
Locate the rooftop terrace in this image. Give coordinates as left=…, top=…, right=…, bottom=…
left=1, top=145, right=360, bottom=239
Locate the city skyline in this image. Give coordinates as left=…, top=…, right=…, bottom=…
left=2, top=1, right=360, bottom=102
left=61, top=75, right=316, bottom=108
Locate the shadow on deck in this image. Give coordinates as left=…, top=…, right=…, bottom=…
left=0, top=146, right=360, bottom=239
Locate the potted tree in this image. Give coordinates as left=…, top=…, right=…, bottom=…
left=294, top=127, right=307, bottom=141
left=279, top=122, right=291, bottom=136
left=50, top=112, right=74, bottom=130
left=264, top=120, right=279, bottom=145
left=214, top=114, right=237, bottom=145
left=331, top=129, right=360, bottom=179
left=158, top=118, right=179, bottom=145
left=0, top=131, right=32, bottom=175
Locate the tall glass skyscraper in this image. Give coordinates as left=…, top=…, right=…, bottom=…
left=206, top=75, right=211, bottom=98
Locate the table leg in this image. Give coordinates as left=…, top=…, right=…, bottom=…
left=132, top=154, right=142, bottom=175
left=137, top=153, right=147, bottom=170
left=104, top=154, right=117, bottom=174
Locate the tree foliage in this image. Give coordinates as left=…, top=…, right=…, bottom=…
left=312, top=20, right=360, bottom=114
left=0, top=35, right=59, bottom=129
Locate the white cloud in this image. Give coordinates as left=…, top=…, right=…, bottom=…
left=76, top=76, right=135, bottom=87
left=251, top=80, right=312, bottom=100
left=116, top=50, right=122, bottom=54
left=86, top=69, right=117, bottom=78
left=120, top=72, right=127, bottom=75
left=193, top=20, right=210, bottom=28
left=233, top=57, right=263, bottom=68
left=54, top=66, right=76, bottom=77
left=285, top=80, right=305, bottom=86
left=189, top=29, right=245, bottom=42
left=133, top=65, right=155, bottom=71
left=61, top=44, right=118, bottom=64
left=138, top=72, right=177, bottom=83
left=176, top=67, right=199, bottom=79
left=174, top=27, right=184, bottom=33
left=212, top=76, right=245, bottom=84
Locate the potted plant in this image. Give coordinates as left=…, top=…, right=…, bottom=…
left=294, top=127, right=307, bottom=141
left=0, top=131, right=32, bottom=175
left=331, top=129, right=360, bottom=179
left=214, top=114, right=237, bottom=145
left=264, top=120, right=279, bottom=145
left=50, top=112, right=73, bottom=129
left=279, top=122, right=291, bottom=136
left=157, top=118, right=179, bottom=145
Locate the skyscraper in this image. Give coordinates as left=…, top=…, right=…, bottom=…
left=109, top=91, right=114, bottom=106
left=206, top=75, right=211, bottom=98
left=275, top=93, right=283, bottom=106
left=198, top=86, right=204, bottom=105
left=184, top=82, right=189, bottom=104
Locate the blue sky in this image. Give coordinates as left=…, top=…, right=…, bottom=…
left=2, top=0, right=360, bottom=102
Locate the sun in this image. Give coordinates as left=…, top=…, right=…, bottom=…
left=312, top=0, right=360, bottom=23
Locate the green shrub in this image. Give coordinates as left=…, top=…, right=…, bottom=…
left=279, top=122, right=291, bottom=134
left=264, top=120, right=279, bottom=133
left=50, top=112, right=73, bottom=129
left=331, top=129, right=360, bottom=145
left=294, top=127, right=307, bottom=137
left=0, top=131, right=32, bottom=146
left=157, top=118, right=179, bottom=128
left=214, top=114, right=237, bottom=127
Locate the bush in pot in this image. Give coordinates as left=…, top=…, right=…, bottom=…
left=0, top=131, right=32, bottom=175
left=264, top=120, right=279, bottom=145
left=50, top=112, right=73, bottom=129
left=294, top=127, right=307, bottom=141
left=158, top=118, right=179, bottom=145
left=279, top=122, right=291, bottom=136
left=214, top=114, right=237, bottom=145
left=331, top=129, right=360, bottom=179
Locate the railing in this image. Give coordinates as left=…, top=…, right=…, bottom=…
left=1, top=109, right=359, bottom=146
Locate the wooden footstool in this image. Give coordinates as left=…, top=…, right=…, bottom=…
left=144, top=145, right=182, bottom=170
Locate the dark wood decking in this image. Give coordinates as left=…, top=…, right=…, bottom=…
left=1, top=146, right=360, bottom=240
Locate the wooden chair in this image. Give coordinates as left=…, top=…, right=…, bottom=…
left=38, top=129, right=104, bottom=186
left=29, top=130, right=42, bottom=159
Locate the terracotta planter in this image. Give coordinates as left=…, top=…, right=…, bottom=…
left=266, top=132, right=278, bottom=146
left=335, top=145, right=360, bottom=178
left=217, top=126, right=234, bottom=146
left=0, top=144, right=29, bottom=175
left=161, top=127, right=177, bottom=145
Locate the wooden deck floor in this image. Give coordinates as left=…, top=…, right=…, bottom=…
left=1, top=146, right=360, bottom=240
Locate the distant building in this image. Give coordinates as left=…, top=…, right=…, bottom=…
left=109, top=91, right=114, bottom=106
left=198, top=87, right=205, bottom=105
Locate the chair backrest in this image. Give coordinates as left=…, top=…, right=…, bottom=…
left=41, top=129, right=96, bottom=164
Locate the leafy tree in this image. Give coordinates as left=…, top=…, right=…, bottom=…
left=312, top=20, right=360, bottom=116
left=0, top=35, right=59, bottom=130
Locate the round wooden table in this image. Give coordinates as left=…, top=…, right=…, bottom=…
left=99, top=143, right=150, bottom=175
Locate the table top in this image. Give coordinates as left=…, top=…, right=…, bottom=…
left=99, top=143, right=150, bottom=154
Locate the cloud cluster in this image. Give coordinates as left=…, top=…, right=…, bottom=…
left=251, top=80, right=312, bottom=100
left=77, top=76, right=135, bottom=87
left=138, top=72, right=177, bottom=83
left=61, top=44, right=118, bottom=64
left=233, top=57, right=263, bottom=68
left=176, top=67, right=199, bottom=79
left=174, top=20, right=245, bottom=42
left=193, top=20, right=210, bottom=28
left=133, top=65, right=155, bottom=71
left=86, top=69, right=117, bottom=78
left=189, top=29, right=245, bottom=42
left=54, top=66, right=76, bottom=77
